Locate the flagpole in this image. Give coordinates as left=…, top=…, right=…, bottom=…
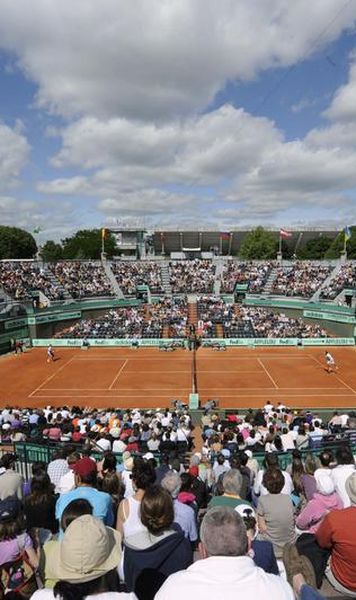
left=228, top=232, right=233, bottom=256
left=277, top=233, right=282, bottom=262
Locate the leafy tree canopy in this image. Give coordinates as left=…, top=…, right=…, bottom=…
left=325, top=226, right=356, bottom=259
left=61, top=229, right=117, bottom=259
left=297, top=235, right=333, bottom=259
left=239, top=226, right=278, bottom=260
left=0, top=226, right=37, bottom=259
left=40, top=240, right=63, bottom=261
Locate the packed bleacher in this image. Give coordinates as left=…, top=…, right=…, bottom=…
left=0, top=404, right=355, bottom=598
left=111, top=261, right=164, bottom=295
left=320, top=263, right=356, bottom=300
left=0, top=261, right=64, bottom=301
left=193, top=301, right=328, bottom=339
left=48, top=261, right=113, bottom=298
left=54, top=298, right=329, bottom=340
left=56, top=306, right=162, bottom=339
left=233, top=306, right=328, bottom=338
left=169, top=260, right=216, bottom=293
left=221, top=261, right=273, bottom=293
left=56, top=299, right=189, bottom=339
left=1, top=259, right=355, bottom=307
left=196, top=295, right=234, bottom=337
left=271, top=262, right=333, bottom=298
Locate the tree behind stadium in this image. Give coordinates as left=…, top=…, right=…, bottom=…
left=325, top=226, right=356, bottom=259
left=239, top=226, right=279, bottom=259
left=61, top=229, right=117, bottom=259
left=0, top=226, right=37, bottom=259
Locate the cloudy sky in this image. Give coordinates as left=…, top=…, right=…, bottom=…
left=1, top=0, right=356, bottom=240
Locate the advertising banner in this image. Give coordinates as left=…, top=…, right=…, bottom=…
left=303, top=310, right=356, bottom=324
left=32, top=337, right=355, bottom=348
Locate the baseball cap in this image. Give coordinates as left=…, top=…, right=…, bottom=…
left=143, top=452, right=154, bottom=460
left=0, top=496, right=20, bottom=522
left=72, top=457, right=97, bottom=478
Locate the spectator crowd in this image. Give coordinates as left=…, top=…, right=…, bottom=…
left=221, top=261, right=273, bottom=293
left=271, top=263, right=333, bottom=298
left=169, top=260, right=215, bottom=293
left=111, top=262, right=164, bottom=296
left=0, top=262, right=64, bottom=301
left=49, top=262, right=113, bottom=299
left=55, top=299, right=328, bottom=341
left=0, top=403, right=355, bottom=599
left=320, top=263, right=356, bottom=300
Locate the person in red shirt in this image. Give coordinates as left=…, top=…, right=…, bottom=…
left=315, top=472, right=356, bottom=594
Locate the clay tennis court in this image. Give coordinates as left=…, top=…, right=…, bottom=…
left=1, top=346, right=356, bottom=410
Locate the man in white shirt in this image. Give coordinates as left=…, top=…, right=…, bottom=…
left=331, top=446, right=355, bottom=507
left=96, top=433, right=112, bottom=452
left=280, top=428, right=296, bottom=452
left=155, top=506, right=293, bottom=600
left=253, top=454, right=293, bottom=498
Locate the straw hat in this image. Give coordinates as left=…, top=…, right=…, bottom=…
left=346, top=472, right=356, bottom=506
left=47, top=515, right=121, bottom=583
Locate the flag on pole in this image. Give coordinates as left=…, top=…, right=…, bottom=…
left=344, top=226, right=352, bottom=242
left=220, top=232, right=230, bottom=241
left=101, top=228, right=108, bottom=240
left=279, top=229, right=292, bottom=238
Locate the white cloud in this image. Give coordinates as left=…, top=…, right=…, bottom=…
left=323, top=62, right=356, bottom=122
left=98, top=190, right=199, bottom=215
left=0, top=196, right=77, bottom=239
left=39, top=105, right=281, bottom=196
left=290, top=97, right=318, bottom=113
left=0, top=122, right=30, bottom=188
left=0, top=0, right=355, bottom=121
left=2, top=2, right=356, bottom=228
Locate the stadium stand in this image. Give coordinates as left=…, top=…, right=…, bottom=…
left=0, top=405, right=355, bottom=597
left=169, top=260, right=216, bottom=293
left=220, top=261, right=273, bottom=293
left=0, top=261, right=65, bottom=301
left=111, top=261, right=164, bottom=295
left=320, top=263, right=356, bottom=300
left=48, top=261, right=114, bottom=299
left=271, top=262, right=333, bottom=298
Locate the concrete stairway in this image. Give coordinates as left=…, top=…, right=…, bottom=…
left=213, top=259, right=225, bottom=295
left=187, top=295, right=198, bottom=331
left=44, top=266, right=73, bottom=302
left=103, top=262, right=125, bottom=299
left=311, top=263, right=341, bottom=302
left=261, top=266, right=278, bottom=294
left=160, top=262, right=172, bottom=295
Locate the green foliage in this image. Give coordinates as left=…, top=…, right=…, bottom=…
left=61, top=229, right=117, bottom=259
left=239, top=226, right=278, bottom=259
left=297, top=235, right=333, bottom=259
left=325, top=226, right=356, bottom=259
left=40, top=240, right=64, bottom=261
left=0, top=226, right=37, bottom=259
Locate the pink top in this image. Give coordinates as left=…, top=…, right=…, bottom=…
left=296, top=492, right=343, bottom=534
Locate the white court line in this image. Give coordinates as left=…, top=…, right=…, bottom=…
left=258, top=358, right=278, bottom=389
left=310, top=356, right=356, bottom=395
left=72, top=355, right=308, bottom=361
left=109, top=359, right=128, bottom=390
left=28, top=356, right=76, bottom=398
left=30, top=392, right=356, bottom=399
